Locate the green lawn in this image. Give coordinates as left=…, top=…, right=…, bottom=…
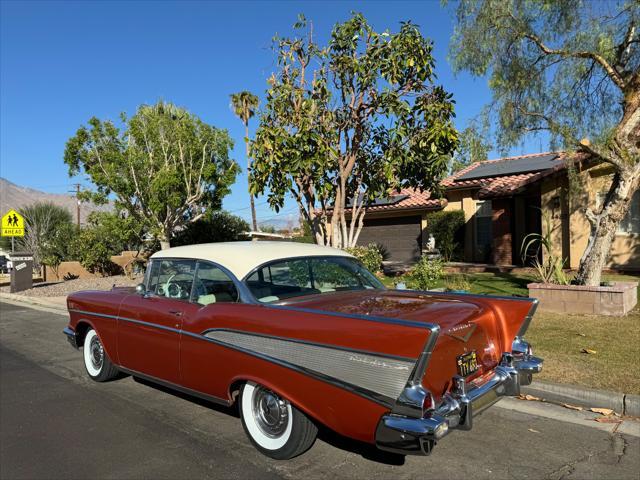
left=381, top=270, right=640, bottom=394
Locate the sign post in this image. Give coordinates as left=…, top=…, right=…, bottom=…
left=1, top=210, right=32, bottom=292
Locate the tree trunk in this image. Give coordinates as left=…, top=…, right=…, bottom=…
left=159, top=226, right=172, bottom=250
left=245, top=123, right=259, bottom=240
left=575, top=166, right=640, bottom=285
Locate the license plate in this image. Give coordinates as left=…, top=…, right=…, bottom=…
left=457, top=351, right=478, bottom=377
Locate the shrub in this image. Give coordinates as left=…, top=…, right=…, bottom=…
left=521, top=211, right=572, bottom=285
left=345, top=244, right=384, bottom=273
left=68, top=212, right=146, bottom=276
left=407, top=256, right=444, bottom=290
left=425, top=210, right=465, bottom=261
left=172, top=211, right=250, bottom=246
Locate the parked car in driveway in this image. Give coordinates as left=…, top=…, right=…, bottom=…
left=63, top=242, right=542, bottom=459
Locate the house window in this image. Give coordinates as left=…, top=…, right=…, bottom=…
left=596, top=190, right=640, bottom=234
left=475, top=200, right=493, bottom=260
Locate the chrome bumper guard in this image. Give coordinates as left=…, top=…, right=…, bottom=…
left=376, top=343, right=543, bottom=455
left=63, top=326, right=79, bottom=349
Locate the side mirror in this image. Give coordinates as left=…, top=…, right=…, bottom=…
left=135, top=283, right=147, bottom=296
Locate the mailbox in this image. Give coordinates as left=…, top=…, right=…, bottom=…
left=10, top=252, right=34, bottom=293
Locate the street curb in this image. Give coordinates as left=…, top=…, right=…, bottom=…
left=522, top=381, right=640, bottom=417
left=0, top=292, right=67, bottom=313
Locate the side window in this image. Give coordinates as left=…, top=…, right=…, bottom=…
left=192, top=262, right=239, bottom=305
left=147, top=259, right=196, bottom=300
left=245, top=259, right=314, bottom=302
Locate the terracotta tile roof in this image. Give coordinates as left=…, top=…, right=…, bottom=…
left=362, top=188, right=445, bottom=212
left=442, top=151, right=575, bottom=198
left=351, top=151, right=588, bottom=214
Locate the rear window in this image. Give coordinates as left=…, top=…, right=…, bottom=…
left=244, top=256, right=384, bottom=303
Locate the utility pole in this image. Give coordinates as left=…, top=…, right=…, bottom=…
left=69, top=184, right=81, bottom=231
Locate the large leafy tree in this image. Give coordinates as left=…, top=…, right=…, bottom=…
left=230, top=91, right=261, bottom=232
left=251, top=13, right=458, bottom=248
left=65, top=101, right=238, bottom=249
left=449, top=0, right=639, bottom=286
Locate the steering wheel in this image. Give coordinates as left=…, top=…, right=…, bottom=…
left=164, top=274, right=183, bottom=299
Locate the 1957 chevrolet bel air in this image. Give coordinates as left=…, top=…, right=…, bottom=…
left=63, top=241, right=542, bottom=459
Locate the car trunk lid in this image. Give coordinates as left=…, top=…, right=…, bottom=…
left=283, top=289, right=533, bottom=399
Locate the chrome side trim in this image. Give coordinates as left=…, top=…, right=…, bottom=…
left=69, top=309, right=182, bottom=334
left=517, top=299, right=539, bottom=337
left=398, top=289, right=535, bottom=303
left=69, top=309, right=400, bottom=407
left=265, top=304, right=436, bottom=330
left=182, top=329, right=396, bottom=408
left=69, top=309, right=120, bottom=321
left=200, top=328, right=417, bottom=363
left=202, top=329, right=415, bottom=401
left=390, top=323, right=440, bottom=418
left=117, top=366, right=231, bottom=407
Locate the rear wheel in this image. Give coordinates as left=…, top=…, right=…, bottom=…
left=83, top=328, right=119, bottom=382
left=240, top=382, right=317, bottom=459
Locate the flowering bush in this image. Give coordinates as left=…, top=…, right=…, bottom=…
left=345, top=244, right=384, bottom=273
left=407, top=256, right=444, bottom=290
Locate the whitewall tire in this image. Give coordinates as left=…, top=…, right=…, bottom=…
left=82, top=328, right=119, bottom=382
left=240, top=382, right=317, bottom=459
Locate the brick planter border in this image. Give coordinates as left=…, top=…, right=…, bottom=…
left=527, top=281, right=638, bottom=316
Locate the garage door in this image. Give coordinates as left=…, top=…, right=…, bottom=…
left=356, top=215, right=422, bottom=263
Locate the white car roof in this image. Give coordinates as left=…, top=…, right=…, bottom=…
left=151, top=241, right=354, bottom=280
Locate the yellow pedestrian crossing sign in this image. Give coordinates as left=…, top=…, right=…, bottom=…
left=1, top=209, right=25, bottom=237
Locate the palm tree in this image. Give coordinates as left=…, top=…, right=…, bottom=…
left=230, top=91, right=260, bottom=233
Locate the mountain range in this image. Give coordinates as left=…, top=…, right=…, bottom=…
left=0, top=177, right=110, bottom=224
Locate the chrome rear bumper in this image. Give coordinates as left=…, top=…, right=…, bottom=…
left=375, top=349, right=543, bottom=455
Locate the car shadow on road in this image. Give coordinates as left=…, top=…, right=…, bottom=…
left=132, top=376, right=240, bottom=418
left=316, top=425, right=406, bottom=465
left=131, top=376, right=406, bottom=465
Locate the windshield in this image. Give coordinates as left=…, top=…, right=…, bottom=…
left=244, top=256, right=385, bottom=303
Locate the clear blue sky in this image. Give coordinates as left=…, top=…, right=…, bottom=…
left=1, top=0, right=545, bottom=225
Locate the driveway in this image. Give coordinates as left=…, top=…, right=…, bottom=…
left=0, top=300, right=638, bottom=479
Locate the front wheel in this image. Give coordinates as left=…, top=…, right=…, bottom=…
left=83, top=328, right=119, bottom=382
left=240, top=382, right=317, bottom=459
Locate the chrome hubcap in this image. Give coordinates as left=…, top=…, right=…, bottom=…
left=251, top=386, right=289, bottom=438
left=90, top=336, right=104, bottom=370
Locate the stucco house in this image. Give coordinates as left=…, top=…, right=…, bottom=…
left=354, top=152, right=639, bottom=270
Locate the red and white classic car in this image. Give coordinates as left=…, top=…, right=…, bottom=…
left=64, top=242, right=542, bottom=459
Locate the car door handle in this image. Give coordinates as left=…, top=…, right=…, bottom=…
left=169, top=310, right=183, bottom=317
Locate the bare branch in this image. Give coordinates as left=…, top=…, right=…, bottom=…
left=523, top=32, right=626, bottom=90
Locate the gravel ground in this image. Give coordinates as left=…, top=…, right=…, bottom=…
left=0, top=275, right=140, bottom=297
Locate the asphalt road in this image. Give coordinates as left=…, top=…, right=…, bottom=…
left=1, top=300, right=639, bottom=480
